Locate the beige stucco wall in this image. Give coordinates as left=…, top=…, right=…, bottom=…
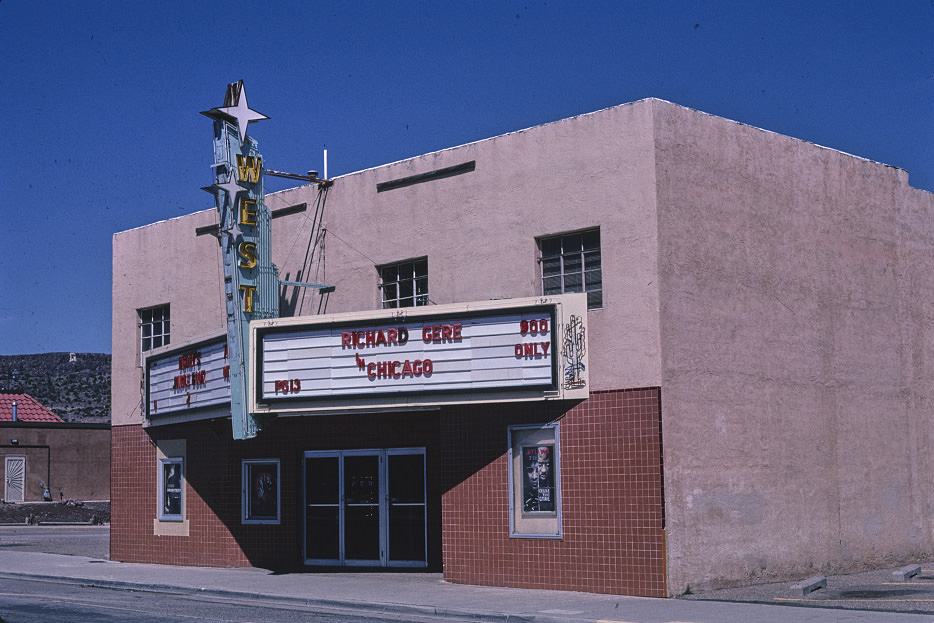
left=654, top=100, right=934, bottom=592
left=112, top=209, right=225, bottom=427
left=267, top=99, right=663, bottom=393
left=113, top=101, right=663, bottom=427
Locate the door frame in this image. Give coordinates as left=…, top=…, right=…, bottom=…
left=302, top=448, right=426, bottom=568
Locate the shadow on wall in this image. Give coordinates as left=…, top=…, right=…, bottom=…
left=146, top=411, right=446, bottom=571
left=132, top=387, right=665, bottom=597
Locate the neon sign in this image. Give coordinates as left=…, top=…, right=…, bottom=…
left=201, top=81, right=277, bottom=439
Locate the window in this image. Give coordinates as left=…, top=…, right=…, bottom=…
left=379, top=258, right=428, bottom=308
left=242, top=459, right=281, bottom=524
left=140, top=305, right=170, bottom=352
left=539, top=229, right=602, bottom=309
left=508, top=423, right=561, bottom=538
left=158, top=457, right=183, bottom=521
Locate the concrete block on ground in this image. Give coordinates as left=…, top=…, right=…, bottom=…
left=789, top=575, right=826, bottom=596
left=892, top=565, right=922, bottom=582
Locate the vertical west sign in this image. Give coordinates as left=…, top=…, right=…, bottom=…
left=201, top=81, right=279, bottom=439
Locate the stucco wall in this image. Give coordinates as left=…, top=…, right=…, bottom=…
left=112, top=210, right=226, bottom=427
left=267, top=99, right=663, bottom=393
left=654, top=100, right=934, bottom=592
left=0, top=424, right=110, bottom=501
left=113, top=100, right=664, bottom=428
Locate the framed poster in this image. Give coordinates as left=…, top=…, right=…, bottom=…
left=521, top=444, right=556, bottom=513
left=242, top=459, right=280, bottom=524
left=508, top=423, right=561, bottom=538
left=159, top=457, right=184, bottom=521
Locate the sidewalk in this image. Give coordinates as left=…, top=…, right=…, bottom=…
left=1, top=550, right=933, bottom=623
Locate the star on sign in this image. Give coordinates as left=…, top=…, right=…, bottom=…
left=216, top=172, right=245, bottom=210
left=215, top=82, right=268, bottom=143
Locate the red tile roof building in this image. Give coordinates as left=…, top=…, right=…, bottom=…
left=0, top=394, right=64, bottom=423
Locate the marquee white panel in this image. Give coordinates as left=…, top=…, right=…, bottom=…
left=147, top=338, right=231, bottom=417
left=258, top=309, right=556, bottom=401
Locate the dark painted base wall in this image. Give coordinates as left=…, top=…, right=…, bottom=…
left=111, top=388, right=665, bottom=597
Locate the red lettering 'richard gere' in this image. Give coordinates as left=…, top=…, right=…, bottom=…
left=342, top=327, right=410, bottom=349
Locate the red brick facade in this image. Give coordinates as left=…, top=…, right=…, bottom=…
left=441, top=388, right=665, bottom=597
left=112, top=388, right=664, bottom=596
left=111, top=412, right=442, bottom=569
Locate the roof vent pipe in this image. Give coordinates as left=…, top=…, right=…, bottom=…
left=11, top=401, right=17, bottom=422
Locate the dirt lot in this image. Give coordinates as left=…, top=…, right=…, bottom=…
left=0, top=501, right=110, bottom=525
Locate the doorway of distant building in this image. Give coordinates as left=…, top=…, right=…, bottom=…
left=303, top=448, right=427, bottom=567
left=4, top=456, right=25, bottom=502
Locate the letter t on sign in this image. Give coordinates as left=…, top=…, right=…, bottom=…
left=240, top=285, right=257, bottom=312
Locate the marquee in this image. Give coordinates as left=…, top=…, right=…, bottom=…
left=250, top=294, right=589, bottom=414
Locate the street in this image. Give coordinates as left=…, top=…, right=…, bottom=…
left=5, top=526, right=934, bottom=622
left=0, top=525, right=108, bottom=559
left=0, top=578, right=481, bottom=623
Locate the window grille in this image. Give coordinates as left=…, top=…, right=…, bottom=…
left=140, top=305, right=171, bottom=352
left=379, top=258, right=428, bottom=308
left=539, top=229, right=602, bottom=309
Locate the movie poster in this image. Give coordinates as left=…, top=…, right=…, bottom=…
left=162, top=461, right=182, bottom=516
left=522, top=445, right=555, bottom=513
left=247, top=462, right=278, bottom=520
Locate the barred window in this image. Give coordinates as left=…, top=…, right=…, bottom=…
left=379, top=258, right=428, bottom=308
left=539, top=229, right=602, bottom=309
left=140, top=305, right=171, bottom=352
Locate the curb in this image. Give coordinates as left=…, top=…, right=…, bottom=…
left=0, top=571, right=545, bottom=623
left=789, top=575, right=826, bottom=597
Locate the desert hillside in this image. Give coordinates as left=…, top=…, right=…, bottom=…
left=0, top=353, right=110, bottom=423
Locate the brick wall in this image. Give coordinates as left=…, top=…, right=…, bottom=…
left=441, top=388, right=666, bottom=597
left=111, top=412, right=441, bottom=568
left=112, top=389, right=665, bottom=596
left=111, top=423, right=249, bottom=566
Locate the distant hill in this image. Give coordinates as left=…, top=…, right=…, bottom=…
left=0, top=353, right=110, bottom=423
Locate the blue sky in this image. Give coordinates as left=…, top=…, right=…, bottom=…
left=1, top=1, right=931, bottom=355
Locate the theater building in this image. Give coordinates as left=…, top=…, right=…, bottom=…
left=111, top=95, right=934, bottom=597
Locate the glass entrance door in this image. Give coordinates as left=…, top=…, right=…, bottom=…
left=342, top=452, right=382, bottom=565
left=303, top=448, right=426, bottom=568
left=304, top=453, right=340, bottom=563
left=387, top=450, right=426, bottom=566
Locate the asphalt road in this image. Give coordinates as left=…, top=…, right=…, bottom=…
left=0, top=525, right=108, bottom=559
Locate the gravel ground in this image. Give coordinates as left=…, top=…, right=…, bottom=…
left=679, top=562, right=934, bottom=615
left=0, top=501, right=110, bottom=525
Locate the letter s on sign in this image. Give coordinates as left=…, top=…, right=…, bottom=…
left=238, top=241, right=258, bottom=268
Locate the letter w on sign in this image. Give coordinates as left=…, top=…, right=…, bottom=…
left=236, top=154, right=262, bottom=184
